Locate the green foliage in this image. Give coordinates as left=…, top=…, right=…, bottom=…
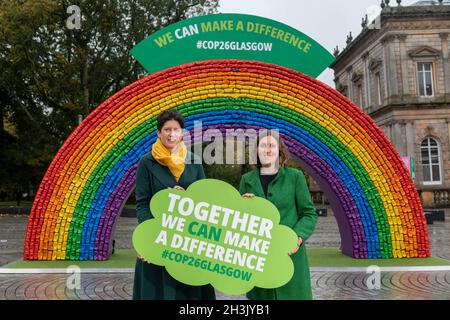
left=0, top=0, right=218, bottom=197
left=204, top=164, right=242, bottom=190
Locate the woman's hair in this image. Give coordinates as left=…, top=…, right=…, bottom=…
left=157, top=109, right=185, bottom=131
left=256, top=130, right=290, bottom=167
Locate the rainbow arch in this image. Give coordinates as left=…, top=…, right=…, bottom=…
left=24, top=60, right=430, bottom=260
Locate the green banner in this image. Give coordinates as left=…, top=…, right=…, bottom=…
left=132, top=179, right=298, bottom=295
left=131, top=13, right=334, bottom=78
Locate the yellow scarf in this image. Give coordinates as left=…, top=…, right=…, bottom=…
left=151, top=138, right=187, bottom=182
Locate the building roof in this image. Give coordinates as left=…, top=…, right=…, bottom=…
left=412, top=0, right=450, bottom=5
left=330, top=2, right=450, bottom=70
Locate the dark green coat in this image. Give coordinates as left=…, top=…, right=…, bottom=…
left=132, top=152, right=216, bottom=300
left=239, top=167, right=318, bottom=300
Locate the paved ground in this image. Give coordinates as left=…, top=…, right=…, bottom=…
left=1, top=270, right=449, bottom=300
left=0, top=209, right=449, bottom=300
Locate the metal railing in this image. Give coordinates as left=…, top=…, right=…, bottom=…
left=433, top=189, right=450, bottom=206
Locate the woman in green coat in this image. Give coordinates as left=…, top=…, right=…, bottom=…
left=132, top=109, right=216, bottom=300
left=239, top=131, right=318, bottom=300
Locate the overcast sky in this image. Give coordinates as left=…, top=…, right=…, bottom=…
left=218, top=0, right=419, bottom=87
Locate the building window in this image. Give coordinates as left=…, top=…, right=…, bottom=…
left=421, top=137, right=442, bottom=185
left=375, top=72, right=383, bottom=106
left=337, top=82, right=348, bottom=98
left=351, top=72, right=364, bottom=109
left=356, top=83, right=364, bottom=109
left=417, top=62, right=434, bottom=97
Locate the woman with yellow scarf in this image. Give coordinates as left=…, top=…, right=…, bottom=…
left=132, top=109, right=216, bottom=300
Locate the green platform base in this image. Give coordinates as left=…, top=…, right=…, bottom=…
left=4, top=250, right=138, bottom=269
left=307, top=248, right=450, bottom=268
left=3, top=248, right=450, bottom=270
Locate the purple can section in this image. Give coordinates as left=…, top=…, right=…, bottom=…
left=93, top=124, right=368, bottom=260
left=94, top=164, right=137, bottom=260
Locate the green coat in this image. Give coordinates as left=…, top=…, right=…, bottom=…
left=239, top=167, right=318, bottom=300
left=132, top=152, right=216, bottom=300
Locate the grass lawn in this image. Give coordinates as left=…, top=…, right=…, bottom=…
left=4, top=248, right=450, bottom=269
left=0, top=201, right=33, bottom=207
left=307, top=248, right=450, bottom=267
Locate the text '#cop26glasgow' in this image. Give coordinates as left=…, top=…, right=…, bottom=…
left=161, top=250, right=253, bottom=281
left=196, top=40, right=272, bottom=52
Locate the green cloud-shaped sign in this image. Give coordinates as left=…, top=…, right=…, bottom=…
left=132, top=179, right=298, bottom=295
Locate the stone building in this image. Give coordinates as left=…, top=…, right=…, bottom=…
left=325, top=0, right=450, bottom=208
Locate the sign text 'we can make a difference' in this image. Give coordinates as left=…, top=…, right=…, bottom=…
left=154, top=18, right=312, bottom=54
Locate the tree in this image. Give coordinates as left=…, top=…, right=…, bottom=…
left=0, top=0, right=219, bottom=200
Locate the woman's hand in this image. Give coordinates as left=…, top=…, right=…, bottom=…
left=242, top=193, right=255, bottom=198
left=138, top=255, right=149, bottom=263
left=172, top=185, right=185, bottom=191
left=288, top=237, right=303, bottom=256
